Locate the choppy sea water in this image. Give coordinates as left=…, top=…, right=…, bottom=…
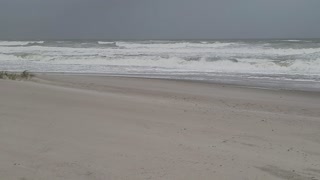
left=1, top=39, right=320, bottom=91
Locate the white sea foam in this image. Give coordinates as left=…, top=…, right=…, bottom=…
left=0, top=41, right=44, bottom=46
left=280, top=40, right=303, bottom=42
left=98, top=41, right=116, bottom=45
left=0, top=40, right=320, bottom=82
left=116, top=41, right=235, bottom=49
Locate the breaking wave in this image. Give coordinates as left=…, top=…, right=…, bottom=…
left=1, top=40, right=320, bottom=82
left=0, top=41, right=44, bottom=46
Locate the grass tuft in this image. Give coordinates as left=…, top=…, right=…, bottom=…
left=0, top=71, right=35, bottom=80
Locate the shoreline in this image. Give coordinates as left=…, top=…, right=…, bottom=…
left=30, top=72, right=320, bottom=93
left=1, top=74, right=320, bottom=179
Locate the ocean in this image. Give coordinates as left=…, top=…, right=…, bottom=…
left=1, top=39, right=320, bottom=91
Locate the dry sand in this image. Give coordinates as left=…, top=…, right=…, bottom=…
left=1, top=74, right=320, bottom=180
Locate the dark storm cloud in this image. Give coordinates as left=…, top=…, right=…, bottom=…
left=0, top=0, right=319, bottom=39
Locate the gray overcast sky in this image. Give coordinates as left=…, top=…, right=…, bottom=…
left=0, top=0, right=319, bottom=40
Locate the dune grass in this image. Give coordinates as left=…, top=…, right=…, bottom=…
left=0, top=71, right=35, bottom=80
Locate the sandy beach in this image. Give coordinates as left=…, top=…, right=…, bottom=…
left=1, top=74, right=320, bottom=180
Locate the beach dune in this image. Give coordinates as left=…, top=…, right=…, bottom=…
left=1, top=75, right=320, bottom=180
